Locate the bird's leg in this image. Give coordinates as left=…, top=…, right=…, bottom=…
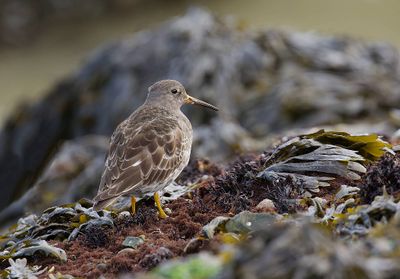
left=154, top=192, right=168, bottom=219
left=131, top=196, right=136, bottom=215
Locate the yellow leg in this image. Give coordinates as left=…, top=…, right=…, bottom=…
left=154, top=192, right=168, bottom=219
left=131, top=196, right=136, bottom=214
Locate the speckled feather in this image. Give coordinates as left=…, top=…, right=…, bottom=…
left=93, top=105, right=192, bottom=209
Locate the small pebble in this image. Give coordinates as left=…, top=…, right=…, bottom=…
left=117, top=211, right=131, bottom=219
left=122, top=236, right=145, bottom=248
left=117, top=248, right=136, bottom=256
left=97, top=263, right=107, bottom=272
left=256, top=198, right=276, bottom=212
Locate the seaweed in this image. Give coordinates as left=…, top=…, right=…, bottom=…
left=258, top=130, right=390, bottom=196
left=0, top=131, right=394, bottom=278
left=360, top=153, right=400, bottom=203
left=2, top=258, right=46, bottom=279
left=0, top=199, right=113, bottom=271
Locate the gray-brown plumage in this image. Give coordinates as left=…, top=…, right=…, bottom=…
left=92, top=80, right=218, bottom=217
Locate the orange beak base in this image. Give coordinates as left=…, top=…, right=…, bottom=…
left=185, top=95, right=219, bottom=111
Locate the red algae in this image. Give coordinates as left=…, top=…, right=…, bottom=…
left=34, top=155, right=370, bottom=278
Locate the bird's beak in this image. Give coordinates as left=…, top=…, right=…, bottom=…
left=184, top=95, right=219, bottom=111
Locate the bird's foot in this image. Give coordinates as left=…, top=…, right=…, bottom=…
left=130, top=196, right=136, bottom=215
left=154, top=192, right=168, bottom=219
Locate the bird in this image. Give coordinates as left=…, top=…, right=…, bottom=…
left=92, top=80, right=218, bottom=218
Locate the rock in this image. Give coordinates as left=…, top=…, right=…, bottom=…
left=255, top=198, right=276, bottom=212
left=224, top=211, right=277, bottom=234
left=183, top=238, right=206, bottom=254
left=117, top=248, right=136, bottom=256
left=122, top=236, right=145, bottom=248
left=143, top=252, right=221, bottom=279
left=218, top=221, right=397, bottom=279
left=0, top=135, right=108, bottom=225
left=391, top=128, right=400, bottom=144
left=1, top=137, right=399, bottom=278
left=117, top=211, right=132, bottom=220
left=96, top=263, right=107, bottom=272
left=139, top=247, right=173, bottom=269
left=0, top=0, right=133, bottom=46
left=201, top=216, right=230, bottom=239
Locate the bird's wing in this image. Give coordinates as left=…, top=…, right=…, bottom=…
left=93, top=117, right=187, bottom=203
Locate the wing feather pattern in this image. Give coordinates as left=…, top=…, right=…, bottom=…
left=93, top=110, right=189, bottom=209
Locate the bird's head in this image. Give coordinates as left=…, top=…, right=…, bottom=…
left=146, top=80, right=219, bottom=111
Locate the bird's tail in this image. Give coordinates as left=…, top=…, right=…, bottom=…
left=92, top=196, right=118, bottom=211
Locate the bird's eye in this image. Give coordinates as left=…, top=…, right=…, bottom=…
left=171, top=88, right=178, bottom=94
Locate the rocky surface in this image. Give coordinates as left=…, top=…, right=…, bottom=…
left=0, top=130, right=399, bottom=278
left=1, top=8, right=400, bottom=213
left=0, top=136, right=108, bottom=226
left=1, top=8, right=400, bottom=279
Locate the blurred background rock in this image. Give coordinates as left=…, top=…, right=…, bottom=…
left=2, top=0, right=400, bottom=123
left=1, top=0, right=400, bottom=225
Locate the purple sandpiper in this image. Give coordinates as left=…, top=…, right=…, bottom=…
left=93, top=80, right=218, bottom=218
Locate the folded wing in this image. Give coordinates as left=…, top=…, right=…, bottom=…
left=93, top=117, right=186, bottom=206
